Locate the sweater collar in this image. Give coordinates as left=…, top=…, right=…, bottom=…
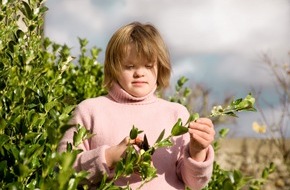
left=108, top=82, right=158, bottom=104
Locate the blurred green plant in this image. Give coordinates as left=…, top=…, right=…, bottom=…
left=204, top=161, right=275, bottom=190
left=0, top=0, right=104, bottom=189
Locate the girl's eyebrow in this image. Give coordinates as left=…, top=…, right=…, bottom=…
left=122, top=60, right=134, bottom=65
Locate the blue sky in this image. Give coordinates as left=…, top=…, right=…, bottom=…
left=44, top=0, right=290, bottom=137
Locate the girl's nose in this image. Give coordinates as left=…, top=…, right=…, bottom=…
left=133, top=68, right=145, bottom=78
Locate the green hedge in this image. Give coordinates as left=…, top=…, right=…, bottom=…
left=0, top=1, right=105, bottom=189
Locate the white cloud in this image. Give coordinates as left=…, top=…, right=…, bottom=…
left=171, top=58, right=198, bottom=79
left=213, top=54, right=271, bottom=86
left=159, top=0, right=290, bottom=56
left=45, top=0, right=109, bottom=52
left=45, top=0, right=290, bottom=58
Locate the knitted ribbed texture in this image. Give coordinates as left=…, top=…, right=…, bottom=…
left=58, top=83, right=214, bottom=190
left=108, top=82, right=158, bottom=104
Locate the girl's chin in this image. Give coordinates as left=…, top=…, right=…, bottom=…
left=131, top=93, right=147, bottom=97
left=130, top=91, right=150, bottom=97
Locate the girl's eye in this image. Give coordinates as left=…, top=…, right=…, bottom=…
left=125, top=65, right=134, bottom=69
left=145, top=64, right=153, bottom=68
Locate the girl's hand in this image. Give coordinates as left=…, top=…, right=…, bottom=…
left=187, top=118, right=215, bottom=162
left=105, top=137, right=132, bottom=169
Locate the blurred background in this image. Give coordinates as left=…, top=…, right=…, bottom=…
left=44, top=0, right=290, bottom=138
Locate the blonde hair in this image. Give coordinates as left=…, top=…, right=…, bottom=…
left=103, top=22, right=171, bottom=90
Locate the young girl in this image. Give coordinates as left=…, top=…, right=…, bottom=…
left=58, top=22, right=215, bottom=190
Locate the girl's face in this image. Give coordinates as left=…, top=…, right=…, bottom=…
left=117, top=44, right=158, bottom=97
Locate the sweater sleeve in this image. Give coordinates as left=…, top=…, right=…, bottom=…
left=57, top=103, right=113, bottom=185
left=177, top=144, right=214, bottom=190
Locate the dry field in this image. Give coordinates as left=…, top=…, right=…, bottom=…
left=215, top=138, right=290, bottom=190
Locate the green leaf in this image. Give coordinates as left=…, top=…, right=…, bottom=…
left=244, top=93, right=255, bottom=105
left=19, top=163, right=30, bottom=178
left=231, top=98, right=243, bottom=106
left=63, top=105, right=75, bottom=115
left=154, top=129, right=165, bottom=144
left=115, top=161, right=124, bottom=178
left=171, top=118, right=188, bottom=136
left=0, top=134, right=9, bottom=147
left=66, top=142, right=73, bottom=152
left=139, top=162, right=157, bottom=180
left=269, top=162, right=276, bottom=173
left=73, top=126, right=87, bottom=147
left=186, top=113, right=199, bottom=125
left=44, top=101, right=59, bottom=113
left=0, top=160, right=7, bottom=174
left=233, top=170, right=242, bottom=184
left=177, top=76, right=188, bottom=87
left=124, top=163, right=134, bottom=176
left=24, top=132, right=41, bottom=142
left=219, top=128, right=230, bottom=138
left=142, top=152, right=152, bottom=162
left=262, top=169, right=269, bottom=179
left=129, top=125, right=138, bottom=139
left=222, top=178, right=234, bottom=190
left=157, top=139, right=173, bottom=148
left=60, top=152, right=77, bottom=171
left=21, top=1, right=33, bottom=20
left=59, top=105, right=75, bottom=121
left=0, top=116, right=7, bottom=128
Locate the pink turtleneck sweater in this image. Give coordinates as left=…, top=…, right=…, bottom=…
left=58, top=83, right=214, bottom=190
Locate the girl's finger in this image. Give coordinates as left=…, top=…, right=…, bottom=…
left=195, top=118, right=214, bottom=128
left=189, top=129, right=214, bottom=142
left=188, top=123, right=214, bottom=134
left=189, top=133, right=211, bottom=150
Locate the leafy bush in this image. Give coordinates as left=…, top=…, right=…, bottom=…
left=0, top=0, right=104, bottom=189
left=0, top=1, right=274, bottom=189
